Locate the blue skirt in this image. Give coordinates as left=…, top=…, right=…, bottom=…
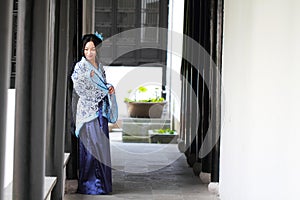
left=77, top=114, right=112, bottom=195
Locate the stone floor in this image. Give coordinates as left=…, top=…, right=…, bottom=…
left=64, top=131, right=219, bottom=200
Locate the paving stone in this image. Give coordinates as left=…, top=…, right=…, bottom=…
left=64, top=132, right=218, bottom=200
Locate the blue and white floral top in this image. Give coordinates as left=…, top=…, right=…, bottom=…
left=71, top=57, right=110, bottom=137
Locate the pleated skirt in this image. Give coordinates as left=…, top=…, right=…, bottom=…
left=77, top=114, right=112, bottom=195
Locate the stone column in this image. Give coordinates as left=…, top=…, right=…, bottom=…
left=13, top=0, right=49, bottom=199
left=0, top=0, right=13, bottom=199
left=45, top=0, right=70, bottom=199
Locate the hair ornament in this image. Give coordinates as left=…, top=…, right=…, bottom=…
left=95, top=31, right=104, bottom=41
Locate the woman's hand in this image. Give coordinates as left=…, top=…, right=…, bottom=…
left=90, top=70, right=95, bottom=77
left=108, top=86, right=115, bottom=94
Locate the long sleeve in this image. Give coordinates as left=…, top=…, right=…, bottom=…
left=71, top=57, right=109, bottom=136
left=72, top=62, right=108, bottom=102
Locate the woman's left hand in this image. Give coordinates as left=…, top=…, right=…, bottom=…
left=108, top=86, right=115, bottom=94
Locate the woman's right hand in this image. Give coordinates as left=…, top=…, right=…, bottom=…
left=108, top=86, right=115, bottom=94
left=90, top=70, right=95, bottom=77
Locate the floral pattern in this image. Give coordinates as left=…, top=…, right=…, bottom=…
left=71, top=57, right=109, bottom=137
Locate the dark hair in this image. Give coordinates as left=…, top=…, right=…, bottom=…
left=81, top=34, right=102, bottom=57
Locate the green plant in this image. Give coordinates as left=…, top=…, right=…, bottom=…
left=124, top=86, right=165, bottom=103
left=154, top=128, right=175, bottom=135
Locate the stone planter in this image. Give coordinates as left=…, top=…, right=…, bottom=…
left=148, top=130, right=178, bottom=144
left=125, top=101, right=167, bottom=118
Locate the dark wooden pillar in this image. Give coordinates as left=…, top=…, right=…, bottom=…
left=45, top=0, right=70, bottom=199
left=180, top=0, right=223, bottom=181
left=210, top=0, right=223, bottom=183
left=0, top=0, right=13, bottom=199
left=65, top=0, right=82, bottom=180
left=13, top=0, right=49, bottom=199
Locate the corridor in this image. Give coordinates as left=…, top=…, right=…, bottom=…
left=64, top=131, right=218, bottom=200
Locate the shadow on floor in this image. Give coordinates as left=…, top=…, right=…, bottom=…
left=64, top=132, right=219, bottom=200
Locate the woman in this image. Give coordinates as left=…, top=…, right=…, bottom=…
left=71, top=33, right=116, bottom=195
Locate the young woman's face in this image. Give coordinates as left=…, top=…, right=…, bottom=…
left=84, top=41, right=97, bottom=62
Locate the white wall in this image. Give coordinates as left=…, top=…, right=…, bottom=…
left=220, top=0, right=300, bottom=200
left=104, top=0, right=184, bottom=125
left=4, top=89, right=15, bottom=188
left=105, top=66, right=163, bottom=118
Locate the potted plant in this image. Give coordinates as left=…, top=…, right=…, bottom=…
left=148, top=128, right=178, bottom=143
left=124, top=86, right=167, bottom=118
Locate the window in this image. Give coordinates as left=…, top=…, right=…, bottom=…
left=95, top=0, right=169, bottom=66
left=10, top=0, right=18, bottom=88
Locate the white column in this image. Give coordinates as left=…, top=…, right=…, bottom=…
left=166, top=0, right=184, bottom=130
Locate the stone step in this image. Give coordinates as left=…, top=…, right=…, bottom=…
left=122, top=117, right=171, bottom=123
left=122, top=118, right=171, bottom=136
